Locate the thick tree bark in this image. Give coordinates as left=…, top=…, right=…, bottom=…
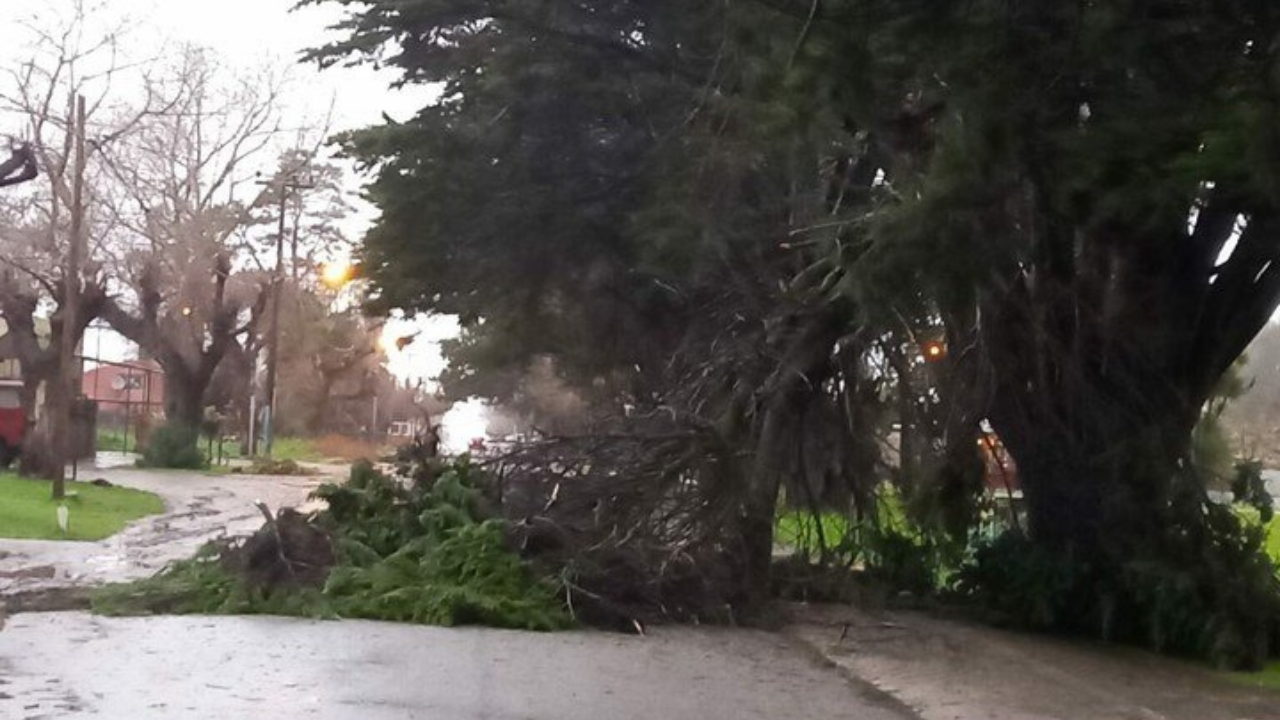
left=0, top=280, right=106, bottom=478
left=101, top=258, right=265, bottom=448
left=978, top=251, right=1210, bottom=556
left=164, top=366, right=206, bottom=431
left=306, top=375, right=337, bottom=436
left=991, top=386, right=1195, bottom=555
left=735, top=309, right=847, bottom=617
left=19, top=370, right=69, bottom=478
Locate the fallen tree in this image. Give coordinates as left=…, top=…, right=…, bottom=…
left=91, top=454, right=569, bottom=631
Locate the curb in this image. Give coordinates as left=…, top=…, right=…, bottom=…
left=782, top=625, right=923, bottom=719
left=1, top=586, right=92, bottom=615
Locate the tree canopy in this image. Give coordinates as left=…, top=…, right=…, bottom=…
left=309, top=0, right=1280, bottom=667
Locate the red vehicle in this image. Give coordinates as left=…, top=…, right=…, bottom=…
left=0, top=380, right=25, bottom=467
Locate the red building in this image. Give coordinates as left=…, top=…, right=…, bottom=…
left=82, top=360, right=165, bottom=418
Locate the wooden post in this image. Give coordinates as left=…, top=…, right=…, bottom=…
left=258, top=173, right=313, bottom=457
left=52, top=94, right=86, bottom=499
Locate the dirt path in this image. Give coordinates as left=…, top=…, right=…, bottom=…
left=0, top=462, right=329, bottom=604
left=788, top=603, right=1280, bottom=720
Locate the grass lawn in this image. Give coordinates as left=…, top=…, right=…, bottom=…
left=266, top=437, right=324, bottom=463
left=1221, top=514, right=1280, bottom=688
left=775, top=486, right=912, bottom=554
left=96, top=427, right=131, bottom=452
left=1266, top=514, right=1280, bottom=563
left=776, top=511, right=853, bottom=551
left=1223, top=662, right=1280, bottom=690
left=0, top=474, right=164, bottom=541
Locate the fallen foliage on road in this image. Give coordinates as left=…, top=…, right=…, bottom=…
left=90, top=457, right=570, bottom=631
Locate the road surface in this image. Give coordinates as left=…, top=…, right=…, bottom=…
left=0, top=612, right=910, bottom=720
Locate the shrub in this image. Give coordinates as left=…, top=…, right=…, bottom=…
left=1232, top=459, right=1273, bottom=524
left=954, top=506, right=1280, bottom=670
left=139, top=423, right=206, bottom=469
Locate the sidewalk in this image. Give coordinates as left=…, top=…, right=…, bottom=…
left=787, top=603, right=1280, bottom=720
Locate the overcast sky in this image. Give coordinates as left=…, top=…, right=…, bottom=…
left=0, top=0, right=429, bottom=132
left=0, top=0, right=453, bottom=385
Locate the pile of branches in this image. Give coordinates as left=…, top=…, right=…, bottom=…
left=94, top=456, right=569, bottom=631
left=91, top=506, right=337, bottom=618
left=489, top=415, right=752, bottom=628
left=226, top=504, right=337, bottom=591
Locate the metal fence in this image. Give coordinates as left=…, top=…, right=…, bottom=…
left=80, top=356, right=164, bottom=454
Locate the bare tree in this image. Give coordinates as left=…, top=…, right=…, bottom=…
left=0, top=3, right=168, bottom=485
left=96, top=46, right=288, bottom=440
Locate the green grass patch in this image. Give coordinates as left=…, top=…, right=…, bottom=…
left=776, top=511, right=852, bottom=551
left=265, top=437, right=323, bottom=463
left=775, top=485, right=911, bottom=555
left=0, top=474, right=164, bottom=540
left=1265, top=514, right=1280, bottom=564
left=1231, top=506, right=1280, bottom=565
left=96, top=428, right=131, bottom=452
left=1222, top=661, right=1280, bottom=691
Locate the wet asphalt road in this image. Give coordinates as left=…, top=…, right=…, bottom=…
left=0, top=612, right=909, bottom=720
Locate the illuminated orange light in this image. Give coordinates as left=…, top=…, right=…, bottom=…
left=321, top=261, right=355, bottom=289
left=921, top=340, right=947, bottom=362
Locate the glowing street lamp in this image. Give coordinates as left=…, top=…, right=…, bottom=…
left=921, top=339, right=947, bottom=363
left=320, top=261, right=355, bottom=289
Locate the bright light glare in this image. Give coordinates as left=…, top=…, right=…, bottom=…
left=321, top=261, right=354, bottom=289
left=440, top=399, right=490, bottom=455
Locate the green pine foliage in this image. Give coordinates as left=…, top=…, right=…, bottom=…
left=297, top=0, right=1280, bottom=669
left=92, top=460, right=569, bottom=631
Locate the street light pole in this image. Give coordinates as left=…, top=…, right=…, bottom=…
left=258, top=172, right=313, bottom=457
left=53, top=94, right=87, bottom=498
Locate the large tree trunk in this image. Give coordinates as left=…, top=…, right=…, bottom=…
left=306, top=375, right=337, bottom=436
left=734, top=311, right=847, bottom=618
left=20, top=371, right=70, bottom=479
left=970, top=256, right=1250, bottom=648
left=978, top=240, right=1214, bottom=550
left=992, top=386, right=1195, bottom=555
left=164, top=367, right=206, bottom=431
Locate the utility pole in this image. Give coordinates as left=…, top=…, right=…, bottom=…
left=52, top=94, right=87, bottom=499
left=257, top=172, right=313, bottom=457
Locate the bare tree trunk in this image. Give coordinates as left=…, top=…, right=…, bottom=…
left=21, top=372, right=69, bottom=479
left=47, top=94, right=88, bottom=498
left=306, top=377, right=336, bottom=436
left=164, top=367, right=207, bottom=432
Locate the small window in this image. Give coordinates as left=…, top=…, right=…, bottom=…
left=0, top=388, right=21, bottom=409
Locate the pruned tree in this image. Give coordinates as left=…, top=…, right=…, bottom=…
left=95, top=46, right=288, bottom=453
left=100, top=256, right=266, bottom=429
left=0, top=2, right=169, bottom=483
